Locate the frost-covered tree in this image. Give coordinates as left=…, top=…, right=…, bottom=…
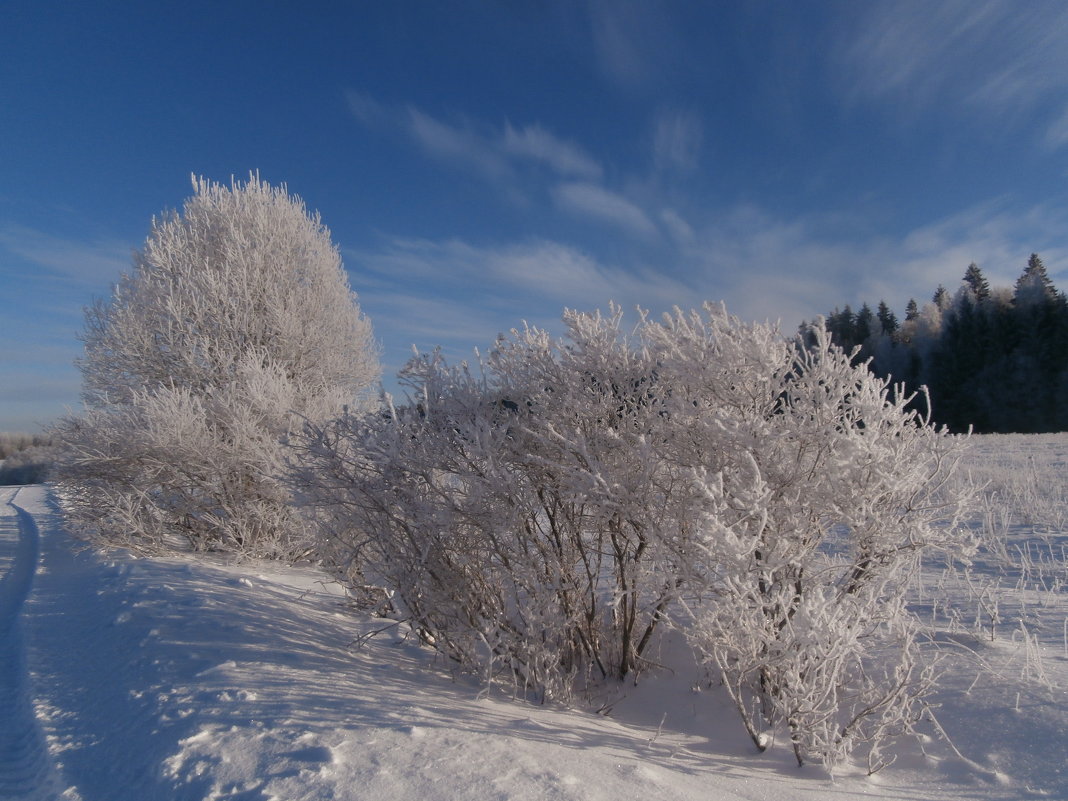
left=53, top=174, right=379, bottom=557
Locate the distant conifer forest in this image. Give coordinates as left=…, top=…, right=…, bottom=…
left=806, top=254, right=1068, bottom=433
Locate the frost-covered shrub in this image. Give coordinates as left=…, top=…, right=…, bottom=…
left=52, top=174, right=379, bottom=557
left=648, top=308, right=970, bottom=771
left=298, top=307, right=688, bottom=700
left=300, top=302, right=970, bottom=770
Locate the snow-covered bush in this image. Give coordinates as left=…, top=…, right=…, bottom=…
left=648, top=309, right=970, bottom=771
left=53, top=174, right=379, bottom=557
left=299, top=302, right=970, bottom=770
left=298, top=307, right=687, bottom=700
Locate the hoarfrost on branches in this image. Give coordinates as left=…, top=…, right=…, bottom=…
left=53, top=173, right=379, bottom=557
left=298, top=302, right=972, bottom=770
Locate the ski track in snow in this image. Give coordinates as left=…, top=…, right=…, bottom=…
left=1, top=474, right=1065, bottom=800
left=0, top=487, right=66, bottom=800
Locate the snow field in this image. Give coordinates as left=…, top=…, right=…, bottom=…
left=3, top=485, right=849, bottom=800
left=4, top=434, right=1068, bottom=799
left=910, top=434, right=1068, bottom=796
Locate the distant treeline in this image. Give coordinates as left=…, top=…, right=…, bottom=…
left=0, top=432, right=54, bottom=484
left=808, top=254, right=1068, bottom=434
left=0, top=432, right=51, bottom=460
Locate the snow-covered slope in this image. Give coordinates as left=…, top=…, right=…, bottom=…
left=3, top=434, right=1068, bottom=800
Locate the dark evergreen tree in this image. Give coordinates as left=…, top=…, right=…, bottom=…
left=933, top=285, right=950, bottom=310
left=1052, top=292, right=1068, bottom=430
left=826, top=306, right=858, bottom=353
left=855, top=303, right=875, bottom=344
left=973, top=299, right=1020, bottom=432
left=1000, top=255, right=1060, bottom=429
left=905, top=298, right=919, bottom=321
left=929, top=294, right=978, bottom=431
left=876, top=300, right=899, bottom=335
left=1014, top=253, right=1057, bottom=306
left=963, top=263, right=991, bottom=304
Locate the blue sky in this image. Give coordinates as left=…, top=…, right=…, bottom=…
left=4, top=1, right=1068, bottom=432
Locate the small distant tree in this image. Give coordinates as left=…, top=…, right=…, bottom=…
left=53, top=174, right=379, bottom=557
left=825, top=306, right=856, bottom=352
left=1014, top=253, right=1057, bottom=306
left=855, top=303, right=875, bottom=343
left=876, top=300, right=898, bottom=336
left=1007, top=253, right=1064, bottom=430
left=962, top=263, right=990, bottom=304
left=904, top=298, right=919, bottom=322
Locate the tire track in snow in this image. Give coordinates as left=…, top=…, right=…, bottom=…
left=0, top=487, right=67, bottom=801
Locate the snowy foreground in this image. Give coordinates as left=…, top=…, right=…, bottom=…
left=3, top=436, right=1068, bottom=800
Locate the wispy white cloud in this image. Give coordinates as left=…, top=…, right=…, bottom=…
left=586, top=0, right=686, bottom=92
left=344, top=89, right=389, bottom=128
left=837, top=2, right=982, bottom=104
left=347, top=90, right=604, bottom=185
left=897, top=201, right=1068, bottom=289
left=836, top=1, right=1068, bottom=138
left=587, top=0, right=648, bottom=89
left=653, top=109, right=702, bottom=173
left=348, top=234, right=693, bottom=382
left=347, top=92, right=513, bottom=181
left=404, top=107, right=512, bottom=181
left=0, top=225, right=133, bottom=429
left=352, top=236, right=683, bottom=311
left=679, top=200, right=1068, bottom=329
left=348, top=195, right=1068, bottom=389
left=966, top=7, right=1068, bottom=111
left=346, top=91, right=686, bottom=242
left=502, top=123, right=602, bottom=179
left=1043, top=104, right=1068, bottom=151
left=659, top=208, right=694, bottom=244
left=553, top=182, right=657, bottom=237
left=0, top=223, right=130, bottom=287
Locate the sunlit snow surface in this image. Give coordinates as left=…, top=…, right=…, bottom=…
left=3, top=435, right=1068, bottom=800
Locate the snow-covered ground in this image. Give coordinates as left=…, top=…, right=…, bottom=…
left=3, top=435, right=1068, bottom=800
